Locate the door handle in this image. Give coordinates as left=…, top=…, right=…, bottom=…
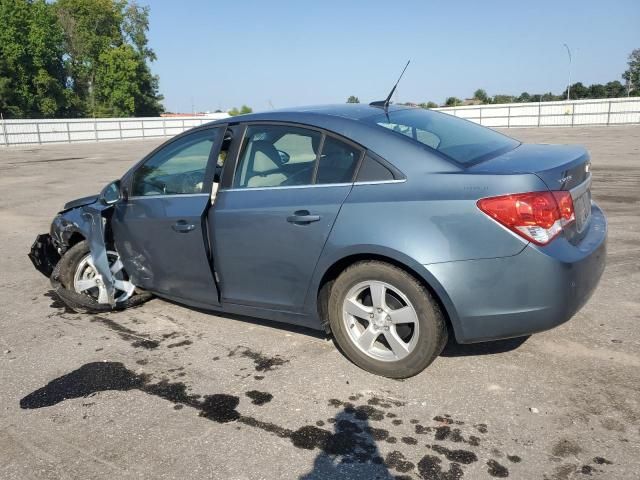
left=287, top=210, right=321, bottom=225
left=172, top=220, right=196, bottom=233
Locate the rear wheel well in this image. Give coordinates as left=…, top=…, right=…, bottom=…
left=317, top=254, right=453, bottom=336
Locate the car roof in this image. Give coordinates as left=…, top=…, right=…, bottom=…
left=207, top=103, right=412, bottom=125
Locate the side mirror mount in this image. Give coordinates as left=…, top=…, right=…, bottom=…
left=99, top=180, right=121, bottom=205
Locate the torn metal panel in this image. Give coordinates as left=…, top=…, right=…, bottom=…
left=32, top=195, right=120, bottom=306
left=82, top=204, right=116, bottom=306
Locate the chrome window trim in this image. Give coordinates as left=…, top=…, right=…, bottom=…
left=218, top=178, right=405, bottom=193
left=128, top=193, right=210, bottom=200
left=220, top=183, right=352, bottom=193
left=353, top=179, right=406, bottom=186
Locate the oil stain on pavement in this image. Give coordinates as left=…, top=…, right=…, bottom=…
left=227, top=345, right=289, bottom=372
left=18, top=359, right=618, bottom=479
left=19, top=361, right=524, bottom=479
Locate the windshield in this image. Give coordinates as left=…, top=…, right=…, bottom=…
left=365, top=108, right=520, bottom=166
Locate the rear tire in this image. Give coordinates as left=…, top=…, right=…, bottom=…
left=328, top=261, right=447, bottom=378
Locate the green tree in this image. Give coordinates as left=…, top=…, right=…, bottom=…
left=123, top=1, right=155, bottom=61
left=565, top=82, right=588, bottom=99
left=119, top=0, right=163, bottom=116
left=94, top=44, right=140, bottom=116
left=473, top=89, right=489, bottom=103
left=604, top=80, right=626, bottom=98
left=55, top=0, right=125, bottom=115
left=444, top=97, right=461, bottom=107
left=587, top=83, right=606, bottom=99
left=517, top=92, right=531, bottom=102
left=346, top=95, right=360, bottom=103
left=228, top=105, right=252, bottom=116
left=419, top=101, right=438, bottom=109
left=622, top=48, right=639, bottom=96
left=541, top=92, right=558, bottom=102
left=0, top=0, right=66, bottom=117
left=492, top=94, right=516, bottom=104
left=54, top=0, right=162, bottom=117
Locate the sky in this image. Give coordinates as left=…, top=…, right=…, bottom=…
left=145, top=0, right=640, bottom=113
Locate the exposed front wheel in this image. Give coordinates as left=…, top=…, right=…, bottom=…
left=72, top=251, right=135, bottom=304
left=328, top=261, right=447, bottom=378
left=53, top=240, right=151, bottom=312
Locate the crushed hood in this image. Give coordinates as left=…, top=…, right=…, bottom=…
left=62, top=194, right=99, bottom=211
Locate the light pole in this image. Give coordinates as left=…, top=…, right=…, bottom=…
left=563, top=43, right=572, bottom=101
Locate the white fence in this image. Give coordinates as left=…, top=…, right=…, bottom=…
left=434, top=97, right=640, bottom=128
left=1, top=97, right=639, bottom=147
left=0, top=114, right=229, bottom=147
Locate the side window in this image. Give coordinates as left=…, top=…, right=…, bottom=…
left=234, top=125, right=321, bottom=188
left=132, top=129, right=218, bottom=196
left=316, top=136, right=361, bottom=184
left=356, top=155, right=395, bottom=182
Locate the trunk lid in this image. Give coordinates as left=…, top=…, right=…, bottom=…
left=470, top=143, right=593, bottom=243
left=468, top=143, right=590, bottom=190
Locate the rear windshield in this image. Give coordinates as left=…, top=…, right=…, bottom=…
left=364, top=108, right=520, bottom=166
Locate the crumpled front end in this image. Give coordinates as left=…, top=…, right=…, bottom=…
left=29, top=205, right=96, bottom=278
left=28, top=233, right=60, bottom=278
left=29, top=200, right=126, bottom=309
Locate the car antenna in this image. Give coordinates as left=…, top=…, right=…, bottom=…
left=370, top=60, right=411, bottom=112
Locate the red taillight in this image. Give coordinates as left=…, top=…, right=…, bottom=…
left=477, top=191, right=575, bottom=245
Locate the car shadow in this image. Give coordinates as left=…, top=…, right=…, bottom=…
left=171, top=294, right=529, bottom=358
left=440, top=335, right=529, bottom=357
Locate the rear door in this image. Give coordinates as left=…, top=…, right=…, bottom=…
left=112, top=127, right=224, bottom=306
left=210, top=123, right=362, bottom=312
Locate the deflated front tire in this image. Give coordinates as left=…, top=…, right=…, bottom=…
left=50, top=240, right=152, bottom=313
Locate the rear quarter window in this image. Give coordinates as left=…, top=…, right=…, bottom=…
left=356, top=155, right=395, bottom=182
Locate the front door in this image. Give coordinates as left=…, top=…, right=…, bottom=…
left=211, top=124, right=362, bottom=312
left=112, top=127, right=223, bottom=306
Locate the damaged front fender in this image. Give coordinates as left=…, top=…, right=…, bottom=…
left=30, top=199, right=118, bottom=306
left=82, top=203, right=117, bottom=306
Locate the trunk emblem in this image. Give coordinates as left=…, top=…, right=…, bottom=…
left=559, top=175, right=573, bottom=184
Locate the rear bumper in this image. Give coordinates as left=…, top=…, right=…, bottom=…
left=427, top=202, right=607, bottom=343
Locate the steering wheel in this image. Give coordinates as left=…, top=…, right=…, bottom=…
left=140, top=178, right=166, bottom=195
left=181, top=171, right=205, bottom=193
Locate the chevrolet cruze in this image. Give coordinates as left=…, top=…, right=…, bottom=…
left=30, top=104, right=607, bottom=378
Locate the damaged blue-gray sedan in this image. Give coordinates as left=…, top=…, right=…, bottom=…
left=29, top=104, right=607, bottom=378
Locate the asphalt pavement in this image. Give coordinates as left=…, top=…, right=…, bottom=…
left=0, top=125, right=638, bottom=479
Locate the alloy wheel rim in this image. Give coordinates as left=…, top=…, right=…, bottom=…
left=73, top=251, right=135, bottom=304
left=342, top=280, right=419, bottom=362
